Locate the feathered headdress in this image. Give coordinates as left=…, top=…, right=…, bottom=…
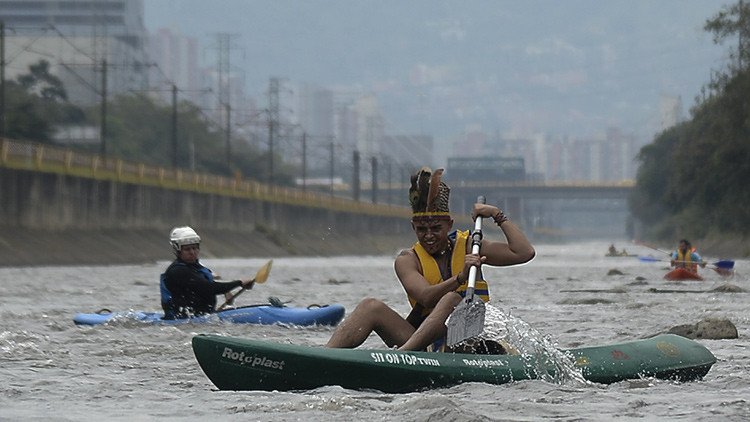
left=409, top=167, right=450, bottom=219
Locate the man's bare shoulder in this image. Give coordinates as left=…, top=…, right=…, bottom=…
left=396, top=248, right=416, bottom=258
left=394, top=248, right=418, bottom=270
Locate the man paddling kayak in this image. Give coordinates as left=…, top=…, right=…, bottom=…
left=670, top=239, right=706, bottom=274
left=160, top=226, right=255, bottom=319
left=326, top=167, right=535, bottom=352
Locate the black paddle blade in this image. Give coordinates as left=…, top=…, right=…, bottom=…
left=446, top=298, right=486, bottom=347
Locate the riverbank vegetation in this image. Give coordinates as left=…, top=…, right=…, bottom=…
left=630, top=1, right=750, bottom=253
left=3, top=61, right=297, bottom=185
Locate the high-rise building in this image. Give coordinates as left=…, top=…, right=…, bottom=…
left=354, top=94, right=384, bottom=159
left=0, top=0, right=149, bottom=105
left=297, top=83, right=334, bottom=141
left=149, top=27, right=202, bottom=104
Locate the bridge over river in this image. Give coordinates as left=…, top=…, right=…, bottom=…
left=361, top=180, right=635, bottom=240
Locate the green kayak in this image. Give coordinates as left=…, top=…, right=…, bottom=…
left=192, top=334, right=716, bottom=393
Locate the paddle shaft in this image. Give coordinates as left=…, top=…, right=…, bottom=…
left=465, top=196, right=486, bottom=301
left=670, top=259, right=733, bottom=269
left=217, top=260, right=273, bottom=311
left=635, top=241, right=671, bottom=256
left=640, top=256, right=734, bottom=270
left=217, top=283, right=253, bottom=311
left=446, top=196, right=488, bottom=347
left=636, top=243, right=734, bottom=268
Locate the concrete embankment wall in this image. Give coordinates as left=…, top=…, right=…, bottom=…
left=0, top=166, right=416, bottom=267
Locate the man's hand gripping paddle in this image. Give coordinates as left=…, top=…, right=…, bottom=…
left=217, top=259, right=273, bottom=311
left=446, top=196, right=487, bottom=347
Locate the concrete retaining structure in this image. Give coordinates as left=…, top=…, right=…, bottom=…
left=0, top=139, right=416, bottom=266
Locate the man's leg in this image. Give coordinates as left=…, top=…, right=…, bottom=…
left=398, top=292, right=462, bottom=351
left=326, top=297, right=415, bottom=348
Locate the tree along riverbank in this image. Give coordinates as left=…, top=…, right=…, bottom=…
left=0, top=227, right=418, bottom=267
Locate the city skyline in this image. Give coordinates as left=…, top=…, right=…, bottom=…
left=0, top=1, right=734, bottom=183
left=144, top=0, right=730, bottom=145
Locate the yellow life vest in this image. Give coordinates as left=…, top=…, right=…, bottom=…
left=410, top=230, right=490, bottom=316
left=676, top=248, right=698, bottom=272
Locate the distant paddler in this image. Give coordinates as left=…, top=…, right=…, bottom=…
left=606, top=244, right=632, bottom=257
left=669, top=239, right=706, bottom=275
left=160, top=226, right=268, bottom=319
left=608, top=244, right=618, bottom=256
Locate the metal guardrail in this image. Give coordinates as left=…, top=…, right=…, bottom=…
left=0, top=138, right=411, bottom=219
left=446, top=179, right=635, bottom=189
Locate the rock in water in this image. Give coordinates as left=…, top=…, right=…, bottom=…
left=668, top=318, right=738, bottom=339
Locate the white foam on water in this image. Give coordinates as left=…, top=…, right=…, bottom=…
left=478, top=304, right=591, bottom=386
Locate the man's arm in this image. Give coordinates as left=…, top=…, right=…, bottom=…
left=472, top=203, right=535, bottom=267
left=165, top=266, right=242, bottom=296
left=394, top=250, right=466, bottom=309
left=693, top=252, right=707, bottom=267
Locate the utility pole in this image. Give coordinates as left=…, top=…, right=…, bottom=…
left=329, top=141, right=335, bottom=197
left=371, top=156, right=378, bottom=204
left=225, top=103, right=231, bottom=169
left=211, top=33, right=238, bottom=171
left=171, top=84, right=178, bottom=168
left=741, top=0, right=747, bottom=69
left=352, top=150, right=360, bottom=201
left=100, top=59, right=107, bottom=157
left=0, top=21, right=5, bottom=139
left=267, top=77, right=280, bottom=183
left=301, top=132, right=307, bottom=191
left=387, top=160, right=392, bottom=205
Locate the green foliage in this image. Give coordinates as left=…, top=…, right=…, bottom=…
left=4, top=63, right=299, bottom=185
left=17, top=60, right=68, bottom=101
left=632, top=1, right=750, bottom=241
left=4, top=60, right=85, bottom=142
left=93, top=93, right=269, bottom=178
left=99, top=93, right=301, bottom=183
left=4, top=82, right=53, bottom=142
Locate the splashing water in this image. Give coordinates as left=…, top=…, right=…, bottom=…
left=479, top=304, right=591, bottom=386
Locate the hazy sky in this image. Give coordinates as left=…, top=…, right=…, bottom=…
left=143, top=1, right=732, bottom=143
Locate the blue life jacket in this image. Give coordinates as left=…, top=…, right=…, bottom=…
left=160, top=260, right=214, bottom=319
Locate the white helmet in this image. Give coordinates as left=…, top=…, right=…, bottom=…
left=170, top=226, right=201, bottom=253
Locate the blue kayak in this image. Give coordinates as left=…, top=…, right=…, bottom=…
left=73, top=304, right=345, bottom=327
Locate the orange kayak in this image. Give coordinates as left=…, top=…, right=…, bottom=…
left=664, top=268, right=703, bottom=281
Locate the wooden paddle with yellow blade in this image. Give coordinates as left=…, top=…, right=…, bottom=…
left=217, top=259, right=273, bottom=311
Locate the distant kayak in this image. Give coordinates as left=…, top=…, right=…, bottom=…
left=192, top=333, right=716, bottom=393
left=664, top=268, right=704, bottom=281
left=605, top=253, right=637, bottom=257
left=73, top=303, right=345, bottom=327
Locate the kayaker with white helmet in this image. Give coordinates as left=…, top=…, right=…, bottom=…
left=160, top=226, right=255, bottom=319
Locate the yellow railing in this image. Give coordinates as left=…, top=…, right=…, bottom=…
left=448, top=179, right=635, bottom=189
left=0, top=138, right=411, bottom=219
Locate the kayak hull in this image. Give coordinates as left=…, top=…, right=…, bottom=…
left=664, top=268, right=704, bottom=281
left=192, top=334, right=716, bottom=393
left=73, top=304, right=345, bottom=327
